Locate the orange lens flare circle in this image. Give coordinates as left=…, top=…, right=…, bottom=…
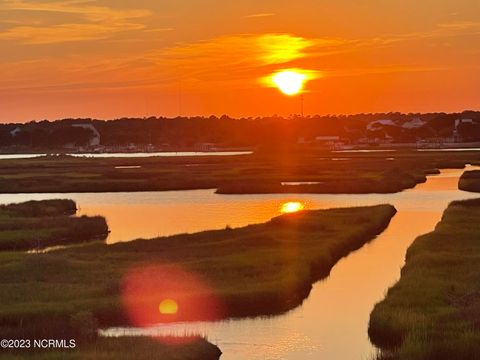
left=121, top=264, right=224, bottom=343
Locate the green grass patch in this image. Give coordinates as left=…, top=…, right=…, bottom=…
left=369, top=198, right=480, bottom=360
left=0, top=200, right=108, bottom=251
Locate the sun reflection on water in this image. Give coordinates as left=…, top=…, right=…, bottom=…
left=159, top=299, right=179, bottom=315
left=280, top=201, right=305, bottom=214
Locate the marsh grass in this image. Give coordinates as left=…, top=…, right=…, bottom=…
left=0, top=205, right=395, bottom=343
left=0, top=199, right=77, bottom=217
left=0, top=150, right=478, bottom=194
left=459, top=170, right=480, bottom=193
left=369, top=198, right=480, bottom=360
left=0, top=200, right=108, bottom=250
left=0, top=337, right=221, bottom=360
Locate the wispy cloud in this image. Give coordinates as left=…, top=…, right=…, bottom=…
left=0, top=0, right=153, bottom=44
left=324, top=65, right=448, bottom=78
left=161, top=33, right=342, bottom=69
left=163, top=33, right=314, bottom=65
left=363, top=21, right=480, bottom=47
left=437, top=21, right=480, bottom=31
left=245, top=13, right=275, bottom=18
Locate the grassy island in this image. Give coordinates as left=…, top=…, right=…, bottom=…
left=0, top=150, right=477, bottom=194
left=0, top=199, right=108, bottom=251
left=459, top=170, right=480, bottom=193
left=369, top=198, right=480, bottom=360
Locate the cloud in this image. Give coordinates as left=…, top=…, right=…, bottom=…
left=0, top=0, right=152, bottom=44
left=160, top=33, right=342, bottom=69
left=437, top=21, right=480, bottom=31
left=245, top=13, right=275, bottom=18
left=363, top=21, right=480, bottom=47
left=324, top=65, right=448, bottom=78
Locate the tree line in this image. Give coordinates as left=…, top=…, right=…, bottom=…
left=0, top=111, right=479, bottom=150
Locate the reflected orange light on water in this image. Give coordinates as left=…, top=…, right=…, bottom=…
left=280, top=201, right=305, bottom=214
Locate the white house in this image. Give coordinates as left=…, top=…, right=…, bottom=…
left=366, top=120, right=396, bottom=131
left=455, top=119, right=474, bottom=130
left=10, top=127, right=21, bottom=137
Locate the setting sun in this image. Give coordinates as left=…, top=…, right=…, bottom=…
left=280, top=201, right=305, bottom=214
left=272, top=70, right=306, bottom=96
left=159, top=299, right=179, bottom=315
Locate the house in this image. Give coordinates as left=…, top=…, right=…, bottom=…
left=10, top=127, right=21, bottom=137
left=455, top=119, right=474, bottom=129
left=366, top=120, right=396, bottom=131
left=453, top=119, right=475, bottom=142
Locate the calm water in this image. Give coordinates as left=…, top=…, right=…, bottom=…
left=1, top=167, right=479, bottom=359
left=0, top=151, right=251, bottom=160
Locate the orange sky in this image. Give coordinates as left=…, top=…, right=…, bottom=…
left=1, top=0, right=480, bottom=122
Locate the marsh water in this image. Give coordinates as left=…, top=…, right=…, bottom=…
left=1, top=167, right=479, bottom=359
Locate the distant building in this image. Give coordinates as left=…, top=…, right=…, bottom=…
left=455, top=119, right=474, bottom=129
left=366, top=119, right=396, bottom=131
left=453, top=119, right=474, bottom=142
left=10, top=127, right=21, bottom=137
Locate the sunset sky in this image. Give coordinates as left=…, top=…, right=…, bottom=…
left=1, top=0, right=480, bottom=122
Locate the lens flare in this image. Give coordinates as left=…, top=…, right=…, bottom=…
left=280, top=201, right=305, bottom=214
left=121, top=264, right=224, bottom=344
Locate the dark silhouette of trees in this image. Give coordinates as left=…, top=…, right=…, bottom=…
left=0, top=111, right=479, bottom=150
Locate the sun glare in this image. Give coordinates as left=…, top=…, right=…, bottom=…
left=159, top=299, right=179, bottom=315
left=272, top=70, right=306, bottom=96
left=262, top=69, right=320, bottom=96
left=280, top=201, right=305, bottom=214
